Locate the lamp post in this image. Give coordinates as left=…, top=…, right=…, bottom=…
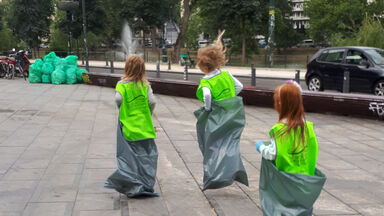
left=57, top=0, right=79, bottom=55
left=267, top=0, right=275, bottom=67
left=162, top=22, right=168, bottom=62
left=81, top=0, right=89, bottom=71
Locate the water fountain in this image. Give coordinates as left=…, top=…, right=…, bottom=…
left=111, top=22, right=142, bottom=61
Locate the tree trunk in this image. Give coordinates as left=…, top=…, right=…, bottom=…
left=172, top=0, right=193, bottom=63
left=241, top=20, right=246, bottom=65
left=151, top=26, right=157, bottom=53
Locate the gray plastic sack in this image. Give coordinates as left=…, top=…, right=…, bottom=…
left=105, top=121, right=158, bottom=198
left=259, top=158, right=326, bottom=216
left=194, top=96, right=248, bottom=190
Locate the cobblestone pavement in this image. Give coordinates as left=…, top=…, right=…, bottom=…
left=0, top=79, right=383, bottom=216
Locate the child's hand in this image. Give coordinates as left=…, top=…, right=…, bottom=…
left=256, top=141, right=264, bottom=152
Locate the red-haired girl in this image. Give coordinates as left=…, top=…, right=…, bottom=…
left=256, top=80, right=318, bottom=175
left=256, top=80, right=326, bottom=215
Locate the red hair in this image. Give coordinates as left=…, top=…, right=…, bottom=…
left=273, top=83, right=306, bottom=153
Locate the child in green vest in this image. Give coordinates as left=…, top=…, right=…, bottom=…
left=256, top=80, right=318, bottom=175
left=194, top=32, right=248, bottom=190
left=256, top=80, right=326, bottom=215
left=196, top=32, right=243, bottom=110
left=105, top=55, right=158, bottom=198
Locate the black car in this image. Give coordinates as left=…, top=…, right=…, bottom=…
left=305, top=46, right=384, bottom=96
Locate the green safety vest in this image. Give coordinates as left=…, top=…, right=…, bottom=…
left=196, top=71, right=236, bottom=102
left=116, top=81, right=156, bottom=141
left=270, top=121, right=318, bottom=176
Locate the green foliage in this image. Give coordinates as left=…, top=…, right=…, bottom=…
left=331, top=16, right=384, bottom=49
left=0, top=22, right=16, bottom=51
left=6, top=0, right=54, bottom=47
left=49, top=29, right=68, bottom=52
left=184, top=11, right=204, bottom=49
left=274, top=8, right=301, bottom=50
left=198, top=0, right=263, bottom=63
left=305, top=0, right=368, bottom=42
left=356, top=17, right=384, bottom=49
left=79, top=31, right=102, bottom=50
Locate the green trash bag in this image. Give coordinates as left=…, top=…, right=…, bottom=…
left=28, top=73, right=41, bottom=83
left=104, top=121, right=158, bottom=198
left=32, top=59, right=44, bottom=76
left=194, top=96, right=249, bottom=190
left=65, top=55, right=78, bottom=66
left=42, top=62, right=54, bottom=75
left=54, top=57, right=65, bottom=68
left=41, top=74, right=51, bottom=83
left=259, top=158, right=326, bottom=216
left=65, top=66, right=77, bottom=84
left=76, top=68, right=88, bottom=83
left=51, top=68, right=66, bottom=84
left=43, top=52, right=57, bottom=63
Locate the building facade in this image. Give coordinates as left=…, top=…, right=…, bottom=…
left=289, top=0, right=310, bottom=30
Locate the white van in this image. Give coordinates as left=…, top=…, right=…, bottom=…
left=298, top=39, right=315, bottom=48
left=198, top=40, right=209, bottom=48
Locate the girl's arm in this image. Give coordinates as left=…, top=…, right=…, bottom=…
left=256, top=138, right=277, bottom=160
left=115, top=92, right=122, bottom=108
left=148, top=85, right=156, bottom=113
left=202, top=87, right=212, bottom=111
left=228, top=72, right=243, bottom=95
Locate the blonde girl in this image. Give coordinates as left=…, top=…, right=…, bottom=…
left=105, top=55, right=158, bottom=198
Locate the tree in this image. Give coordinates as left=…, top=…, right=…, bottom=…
left=305, top=0, right=368, bottom=43
left=173, top=0, right=196, bottom=62
left=6, top=0, right=54, bottom=51
left=54, top=0, right=108, bottom=50
left=198, top=0, right=263, bottom=64
left=0, top=2, right=16, bottom=51
left=331, top=16, right=384, bottom=49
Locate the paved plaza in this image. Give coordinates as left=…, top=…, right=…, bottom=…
left=0, top=79, right=383, bottom=216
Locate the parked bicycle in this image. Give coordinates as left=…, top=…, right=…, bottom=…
left=0, top=58, right=15, bottom=79
left=0, top=50, right=30, bottom=80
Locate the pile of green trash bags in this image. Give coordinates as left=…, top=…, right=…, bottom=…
left=28, top=52, right=88, bottom=84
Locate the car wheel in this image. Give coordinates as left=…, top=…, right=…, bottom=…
left=373, top=80, right=384, bottom=96
left=308, top=75, right=323, bottom=91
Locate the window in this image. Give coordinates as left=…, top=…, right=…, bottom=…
left=323, top=49, right=345, bottom=63
left=346, top=50, right=367, bottom=65
left=365, top=49, right=384, bottom=65
left=317, top=51, right=328, bottom=61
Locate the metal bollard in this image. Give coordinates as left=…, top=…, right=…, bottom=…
left=343, top=70, right=350, bottom=93
left=82, top=55, right=84, bottom=65
left=110, top=60, right=114, bottom=73
left=295, top=70, right=300, bottom=84
left=156, top=61, right=160, bottom=78
left=251, top=64, right=256, bottom=86
left=168, top=60, right=171, bottom=70
left=184, top=64, right=188, bottom=80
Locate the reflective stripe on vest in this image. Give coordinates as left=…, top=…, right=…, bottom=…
left=196, top=71, right=236, bottom=102
left=270, top=121, right=318, bottom=176
left=116, top=81, right=156, bottom=141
